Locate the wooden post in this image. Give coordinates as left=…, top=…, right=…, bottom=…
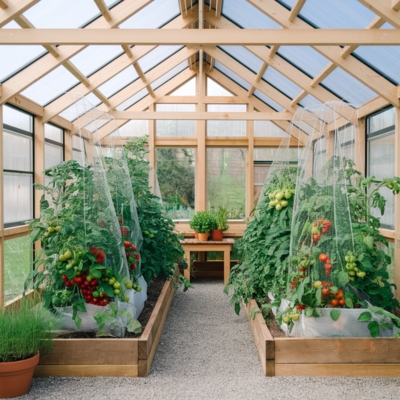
left=246, top=105, right=254, bottom=219
left=0, top=105, right=4, bottom=308
left=148, top=104, right=156, bottom=195
left=394, top=107, right=400, bottom=300
left=355, top=117, right=366, bottom=173
left=64, top=129, right=72, bottom=161
left=34, top=117, right=45, bottom=219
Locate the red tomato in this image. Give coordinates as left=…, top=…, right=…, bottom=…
left=331, top=299, right=339, bottom=307
left=339, top=299, right=346, bottom=306
left=322, top=287, right=330, bottom=296
left=319, top=254, right=328, bottom=262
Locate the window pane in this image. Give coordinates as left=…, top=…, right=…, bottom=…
left=72, top=135, right=85, bottom=151
left=156, top=148, right=195, bottom=220
left=156, top=104, right=195, bottom=137
left=254, top=148, right=278, bottom=161
left=368, top=107, right=395, bottom=134
left=45, top=123, right=63, bottom=143
left=254, top=165, right=270, bottom=207
left=207, top=148, right=246, bottom=219
left=170, top=77, right=196, bottom=96
left=338, top=124, right=355, bottom=162
left=207, top=104, right=246, bottom=137
left=4, top=173, right=33, bottom=224
left=3, top=105, right=33, bottom=132
left=207, top=77, right=233, bottom=96
left=3, top=130, right=33, bottom=171
left=45, top=143, right=63, bottom=170
left=4, top=235, right=32, bottom=303
left=254, top=120, right=287, bottom=137
left=367, top=132, right=395, bottom=229
left=111, top=120, right=149, bottom=137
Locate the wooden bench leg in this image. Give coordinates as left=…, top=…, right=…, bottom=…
left=184, top=249, right=191, bottom=281
left=224, top=247, right=230, bottom=285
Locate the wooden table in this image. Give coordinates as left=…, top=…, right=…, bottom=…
left=180, top=238, right=235, bottom=285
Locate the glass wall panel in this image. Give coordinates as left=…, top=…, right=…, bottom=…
left=367, top=107, right=395, bottom=229
left=156, top=104, right=195, bottom=137
left=337, top=123, right=355, bottom=162
left=111, top=120, right=149, bottom=137
left=254, top=120, right=287, bottom=137
left=207, top=148, right=246, bottom=219
left=3, top=130, right=32, bottom=171
left=4, top=173, right=33, bottom=224
left=207, top=78, right=233, bottom=96
left=207, top=104, right=246, bottom=137
left=254, top=164, right=270, bottom=206
left=169, top=77, right=196, bottom=96
left=3, top=105, right=33, bottom=132
left=45, top=143, right=63, bottom=170
left=4, top=235, right=32, bottom=303
left=156, top=148, right=195, bottom=220
left=45, top=123, right=63, bottom=143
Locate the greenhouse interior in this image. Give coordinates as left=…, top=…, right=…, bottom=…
left=1, top=0, right=400, bottom=398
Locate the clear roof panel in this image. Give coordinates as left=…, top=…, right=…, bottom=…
left=277, top=0, right=296, bottom=8
left=59, top=93, right=101, bottom=121
left=222, top=0, right=281, bottom=28
left=21, top=66, right=80, bottom=106
left=70, top=46, right=123, bottom=78
left=262, top=66, right=301, bottom=100
left=253, top=89, right=285, bottom=112
left=214, top=61, right=251, bottom=91
left=218, top=46, right=263, bottom=74
left=298, top=0, right=376, bottom=28
left=23, top=0, right=101, bottom=28
left=0, top=21, right=46, bottom=83
left=299, top=94, right=323, bottom=108
left=97, top=66, right=139, bottom=98
left=207, top=78, right=234, bottom=96
left=139, top=46, right=183, bottom=74
left=120, top=0, right=179, bottom=29
left=321, top=67, right=377, bottom=106
left=151, top=61, right=188, bottom=91
left=116, top=88, right=149, bottom=111
left=169, top=77, right=196, bottom=96
left=276, top=46, right=329, bottom=78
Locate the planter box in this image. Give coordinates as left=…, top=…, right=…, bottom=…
left=34, top=272, right=177, bottom=378
left=244, top=299, right=400, bottom=377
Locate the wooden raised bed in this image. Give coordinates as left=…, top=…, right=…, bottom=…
left=244, top=299, right=400, bottom=377
left=34, top=273, right=177, bottom=378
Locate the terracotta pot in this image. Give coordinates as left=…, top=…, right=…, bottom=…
left=211, top=229, right=223, bottom=241
left=194, top=230, right=199, bottom=239
left=197, top=232, right=209, bottom=241
left=0, top=352, right=39, bottom=398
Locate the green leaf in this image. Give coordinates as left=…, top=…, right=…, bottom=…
left=234, top=302, right=241, bottom=316
left=330, top=309, right=341, bottom=321
left=363, top=235, right=374, bottom=250
left=127, top=319, right=142, bottom=334
left=250, top=307, right=261, bottom=320
left=315, top=287, right=322, bottom=306
left=345, top=297, right=354, bottom=309
left=305, top=306, right=314, bottom=317
left=358, top=311, right=372, bottom=322
left=367, top=321, right=380, bottom=338
left=90, top=269, right=102, bottom=279
left=337, top=271, right=349, bottom=287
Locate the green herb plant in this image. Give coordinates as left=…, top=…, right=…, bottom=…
left=189, top=211, right=217, bottom=234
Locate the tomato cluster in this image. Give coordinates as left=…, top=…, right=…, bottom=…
left=318, top=253, right=332, bottom=276
left=123, top=240, right=140, bottom=270
left=268, top=189, right=294, bottom=211
left=90, top=247, right=105, bottom=264
left=311, top=218, right=331, bottom=244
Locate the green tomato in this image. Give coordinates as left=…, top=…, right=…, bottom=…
left=108, top=277, right=116, bottom=286
left=345, top=256, right=351, bottom=263
left=345, top=264, right=354, bottom=271
left=59, top=255, right=66, bottom=262
left=148, top=234, right=154, bottom=239
left=348, top=270, right=356, bottom=276
left=284, top=190, right=292, bottom=199
left=356, top=271, right=366, bottom=278
left=125, top=281, right=133, bottom=289
left=275, top=204, right=283, bottom=211
left=275, top=191, right=284, bottom=201
left=270, top=199, right=278, bottom=207
left=114, top=289, right=120, bottom=295
left=350, top=256, right=356, bottom=263
left=283, top=316, right=290, bottom=324
left=48, top=227, right=55, bottom=233
left=44, top=232, right=49, bottom=238
left=135, top=285, right=142, bottom=293
left=92, top=291, right=100, bottom=298
left=280, top=200, right=289, bottom=208
left=313, top=281, right=322, bottom=288
left=55, top=226, right=61, bottom=232
left=64, top=250, right=72, bottom=260
left=348, top=277, right=355, bottom=281
left=290, top=314, right=299, bottom=321
left=113, top=282, right=121, bottom=289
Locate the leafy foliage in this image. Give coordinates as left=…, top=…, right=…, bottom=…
left=189, top=210, right=217, bottom=233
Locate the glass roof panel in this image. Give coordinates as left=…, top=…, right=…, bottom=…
left=59, top=93, right=101, bottom=121
left=139, top=46, right=183, bottom=73
left=214, top=61, right=251, bottom=91
left=222, top=0, right=281, bottom=28
left=276, top=46, right=329, bottom=78
left=207, top=77, right=233, bottom=96
left=151, top=61, right=188, bottom=91
left=70, top=46, right=123, bottom=78
left=97, top=66, right=139, bottom=98
left=120, top=0, right=179, bottom=29
left=253, top=90, right=285, bottom=112
left=169, top=77, right=196, bottom=96
left=116, top=88, right=149, bottom=111
left=321, top=67, right=377, bottom=106
left=218, top=46, right=263, bottom=74
left=299, top=94, right=323, bottom=108
left=277, top=0, right=296, bottom=8
left=21, top=66, right=80, bottom=106
left=298, top=0, right=376, bottom=28
left=23, top=0, right=100, bottom=28
left=262, top=67, right=301, bottom=99
left=0, top=21, right=46, bottom=83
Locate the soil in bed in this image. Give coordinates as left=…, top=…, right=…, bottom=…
left=56, top=275, right=167, bottom=339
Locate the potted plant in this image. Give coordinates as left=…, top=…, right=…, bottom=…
left=211, top=206, right=229, bottom=241
left=189, top=211, right=217, bottom=241
left=0, top=300, right=60, bottom=398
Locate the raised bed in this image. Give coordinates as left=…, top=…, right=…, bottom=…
left=34, top=273, right=177, bottom=378
left=244, top=299, right=400, bottom=377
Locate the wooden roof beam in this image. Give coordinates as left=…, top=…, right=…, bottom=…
left=0, top=0, right=8, bottom=9
left=93, top=0, right=112, bottom=21
left=288, top=0, right=306, bottom=22
left=358, top=0, right=400, bottom=28
left=41, top=12, right=197, bottom=122
left=290, top=90, right=307, bottom=107
left=0, top=0, right=153, bottom=105
left=393, top=0, right=400, bottom=11
left=0, top=0, right=39, bottom=28
left=248, top=0, right=398, bottom=106
left=310, top=63, right=337, bottom=87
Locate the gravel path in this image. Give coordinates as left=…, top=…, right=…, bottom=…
left=21, top=280, right=400, bottom=400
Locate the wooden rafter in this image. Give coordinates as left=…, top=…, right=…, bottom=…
left=310, top=63, right=337, bottom=87
left=41, top=11, right=197, bottom=122
left=290, top=90, right=307, bottom=107
left=93, top=0, right=112, bottom=21
left=132, top=61, right=154, bottom=98
left=0, top=0, right=39, bottom=28
left=248, top=0, right=398, bottom=106
left=2, top=28, right=400, bottom=45
left=358, top=0, right=400, bottom=28
left=393, top=0, right=400, bottom=11
left=288, top=0, right=306, bottom=22
left=0, top=0, right=8, bottom=9
left=0, top=0, right=153, bottom=105
left=215, top=0, right=223, bottom=18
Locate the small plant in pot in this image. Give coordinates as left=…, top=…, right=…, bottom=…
left=190, top=211, right=217, bottom=241
left=0, top=299, right=60, bottom=398
left=211, top=206, right=229, bottom=241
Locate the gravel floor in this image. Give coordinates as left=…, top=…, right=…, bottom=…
left=21, top=280, right=400, bottom=400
